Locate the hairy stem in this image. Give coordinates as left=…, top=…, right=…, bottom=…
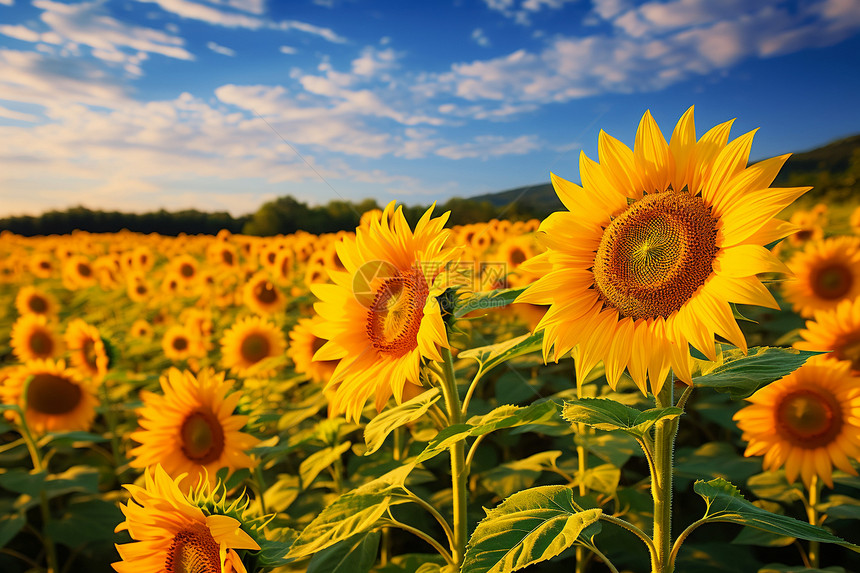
left=440, top=346, right=468, bottom=567
left=807, top=474, right=821, bottom=568
left=651, top=379, right=678, bottom=573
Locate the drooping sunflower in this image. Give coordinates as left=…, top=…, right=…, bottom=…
left=243, top=272, right=287, bottom=315
left=795, top=297, right=860, bottom=374
left=783, top=236, right=860, bottom=318
left=288, top=316, right=338, bottom=383
left=517, top=108, right=807, bottom=394
left=734, top=359, right=860, bottom=488
left=219, top=316, right=286, bottom=377
left=113, top=464, right=260, bottom=573
left=14, top=285, right=57, bottom=318
left=311, top=201, right=457, bottom=422
left=128, top=368, right=259, bottom=487
left=65, top=318, right=109, bottom=380
left=11, top=314, right=63, bottom=362
left=0, top=359, right=98, bottom=433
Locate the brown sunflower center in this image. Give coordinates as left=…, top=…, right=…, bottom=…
left=510, top=248, right=527, bottom=266
left=253, top=281, right=278, bottom=304
left=834, top=333, right=860, bottom=374
left=593, top=191, right=718, bottom=319
left=222, top=250, right=234, bottom=265
left=180, top=409, right=225, bottom=464
left=775, top=388, right=843, bottom=449
left=180, top=263, right=195, bottom=278
left=366, top=268, right=429, bottom=357
left=811, top=263, right=853, bottom=300
left=39, top=261, right=51, bottom=270
left=165, top=524, right=221, bottom=573
left=29, top=330, right=54, bottom=356
left=28, top=295, right=48, bottom=314
left=240, top=332, right=271, bottom=364
left=172, top=336, right=189, bottom=352
left=77, top=262, right=92, bottom=277
left=26, top=373, right=81, bottom=415
left=136, top=285, right=147, bottom=295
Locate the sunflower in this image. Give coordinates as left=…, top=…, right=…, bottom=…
left=311, top=201, right=457, bottom=422
left=851, top=205, right=860, bottom=235
left=11, top=314, right=63, bottom=362
left=288, top=317, right=338, bottom=383
left=14, top=286, right=57, bottom=318
left=243, top=272, right=286, bottom=315
left=130, top=319, right=154, bottom=339
left=128, top=368, right=259, bottom=487
left=29, top=253, right=55, bottom=279
left=172, top=255, right=200, bottom=285
left=517, top=108, right=807, bottom=394
left=127, top=274, right=152, bottom=303
left=786, top=208, right=825, bottom=248
left=113, top=464, right=260, bottom=573
left=65, top=319, right=109, bottom=380
left=783, top=236, right=860, bottom=318
left=734, top=360, right=860, bottom=488
left=219, top=316, right=286, bottom=377
left=796, top=297, right=860, bottom=374
left=162, top=326, right=203, bottom=362
left=0, top=359, right=98, bottom=433
left=63, top=255, right=97, bottom=289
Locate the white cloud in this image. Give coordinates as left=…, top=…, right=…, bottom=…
left=483, top=0, right=577, bottom=25
left=206, top=41, right=235, bottom=56
left=0, top=103, right=39, bottom=122
left=279, top=45, right=297, bottom=55
left=351, top=46, right=398, bottom=77
left=0, top=0, right=13, bottom=5
left=278, top=20, right=347, bottom=43
left=0, top=24, right=41, bottom=43
left=471, top=28, right=490, bottom=47
left=436, top=135, right=540, bottom=159
left=134, top=0, right=266, bottom=28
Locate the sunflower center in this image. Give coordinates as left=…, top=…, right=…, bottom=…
left=77, top=262, right=92, bottom=277
left=173, top=336, right=189, bottom=352
left=29, top=331, right=54, bottom=356
left=222, top=250, right=234, bottom=265
left=834, top=333, right=860, bottom=374
left=136, top=285, right=147, bottom=295
left=593, top=191, right=718, bottom=319
left=26, top=373, right=81, bottom=415
left=39, top=261, right=51, bottom=270
left=775, top=388, right=843, bottom=449
left=510, top=248, right=527, bottom=266
left=180, top=409, right=225, bottom=464
left=811, top=263, right=853, bottom=300
left=240, top=333, right=271, bottom=364
left=28, top=295, right=48, bottom=314
left=165, top=524, right=221, bottom=573
left=180, top=263, right=195, bottom=278
left=253, top=281, right=278, bottom=304
left=366, top=268, right=429, bottom=357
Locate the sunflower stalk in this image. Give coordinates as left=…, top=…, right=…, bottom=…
left=439, top=345, right=469, bottom=567
left=806, top=474, right=821, bottom=568
left=651, top=378, right=678, bottom=573
left=575, top=367, right=590, bottom=573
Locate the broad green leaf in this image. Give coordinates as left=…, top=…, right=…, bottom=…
left=0, top=466, right=100, bottom=498
left=300, top=441, right=352, bottom=488
left=816, top=495, right=860, bottom=521
left=562, top=398, right=682, bottom=439
left=0, top=513, right=24, bottom=549
left=307, top=531, right=381, bottom=573
left=44, top=498, right=123, bottom=548
left=693, top=478, right=859, bottom=550
left=746, top=471, right=806, bottom=504
left=44, top=431, right=109, bottom=446
left=255, top=526, right=298, bottom=568
left=692, top=346, right=820, bottom=398
left=479, top=452, right=561, bottom=499
left=572, top=464, right=621, bottom=495
left=674, top=442, right=762, bottom=484
left=455, top=287, right=527, bottom=319
left=375, top=553, right=447, bottom=573
left=732, top=500, right=795, bottom=547
left=287, top=473, right=410, bottom=559
left=575, top=433, right=639, bottom=468
left=416, top=401, right=561, bottom=464
left=364, top=388, right=441, bottom=455
left=459, top=331, right=543, bottom=374
left=462, top=485, right=602, bottom=573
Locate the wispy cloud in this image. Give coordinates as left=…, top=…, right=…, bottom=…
left=471, top=28, right=490, bottom=47
left=206, top=41, right=235, bottom=56
left=483, top=0, right=578, bottom=25
left=436, top=135, right=541, bottom=159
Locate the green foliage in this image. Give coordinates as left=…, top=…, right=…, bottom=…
left=692, top=346, right=820, bottom=398
left=458, top=331, right=543, bottom=377
left=462, top=485, right=602, bottom=573
left=562, top=397, right=682, bottom=439
left=307, top=531, right=382, bottom=573
left=364, top=388, right=441, bottom=455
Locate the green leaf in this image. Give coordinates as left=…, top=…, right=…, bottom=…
left=44, top=498, right=123, bottom=548
left=255, top=526, right=298, bottom=568
left=0, top=466, right=100, bottom=498
left=693, top=478, right=859, bottom=550
left=454, top=287, right=527, bottom=319
left=462, top=485, right=602, bottom=573
left=299, top=441, right=353, bottom=488
left=45, top=431, right=109, bottom=446
left=816, top=495, right=860, bottom=521
left=0, top=513, right=25, bottom=549
left=479, top=452, right=561, bottom=499
left=693, top=346, right=820, bottom=398
left=307, top=531, right=381, bottom=573
left=746, top=471, right=806, bottom=504
left=562, top=398, right=682, bottom=439
left=573, top=464, right=621, bottom=495
left=287, top=473, right=410, bottom=559
left=416, top=401, right=561, bottom=464
left=459, top=331, right=543, bottom=375
left=674, top=442, right=762, bottom=484
left=364, top=388, right=441, bottom=455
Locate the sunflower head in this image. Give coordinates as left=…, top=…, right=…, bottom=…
left=288, top=317, right=338, bottom=383
left=128, top=368, right=260, bottom=487
left=162, top=325, right=204, bottom=362
left=14, top=286, right=57, bottom=318
left=243, top=272, right=286, bottom=315
left=113, top=464, right=260, bottom=573
left=517, top=107, right=808, bottom=395
left=220, top=315, right=286, bottom=377
left=734, top=360, right=860, bottom=488
left=11, top=314, right=63, bottom=362
left=783, top=236, right=860, bottom=318
left=65, top=318, right=110, bottom=380
left=796, top=297, right=860, bottom=375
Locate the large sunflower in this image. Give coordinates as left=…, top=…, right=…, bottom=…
left=113, top=464, right=260, bottom=573
left=311, top=201, right=457, bottom=422
left=783, top=236, right=860, bottom=318
left=65, top=318, right=110, bottom=380
left=288, top=316, right=338, bottom=383
left=11, top=314, right=63, bottom=362
left=734, top=360, right=860, bottom=488
left=517, top=108, right=807, bottom=394
left=128, top=368, right=260, bottom=487
left=796, top=297, right=860, bottom=374
left=219, top=316, right=286, bottom=377
left=0, top=359, right=98, bottom=433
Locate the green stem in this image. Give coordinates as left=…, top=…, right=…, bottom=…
left=397, top=491, right=456, bottom=550
left=378, top=519, right=456, bottom=569
left=807, top=474, right=821, bottom=568
left=440, top=347, right=468, bottom=567
left=19, top=413, right=59, bottom=573
left=651, top=379, right=677, bottom=573
left=668, top=517, right=708, bottom=569
left=575, top=366, right=589, bottom=573
left=586, top=544, right=620, bottom=573
left=254, top=465, right=269, bottom=514
left=100, top=379, right=123, bottom=473
left=599, top=514, right=657, bottom=559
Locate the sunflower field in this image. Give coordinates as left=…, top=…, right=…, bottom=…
left=3, top=109, right=860, bottom=573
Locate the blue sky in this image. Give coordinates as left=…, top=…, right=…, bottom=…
left=1, top=0, right=859, bottom=217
